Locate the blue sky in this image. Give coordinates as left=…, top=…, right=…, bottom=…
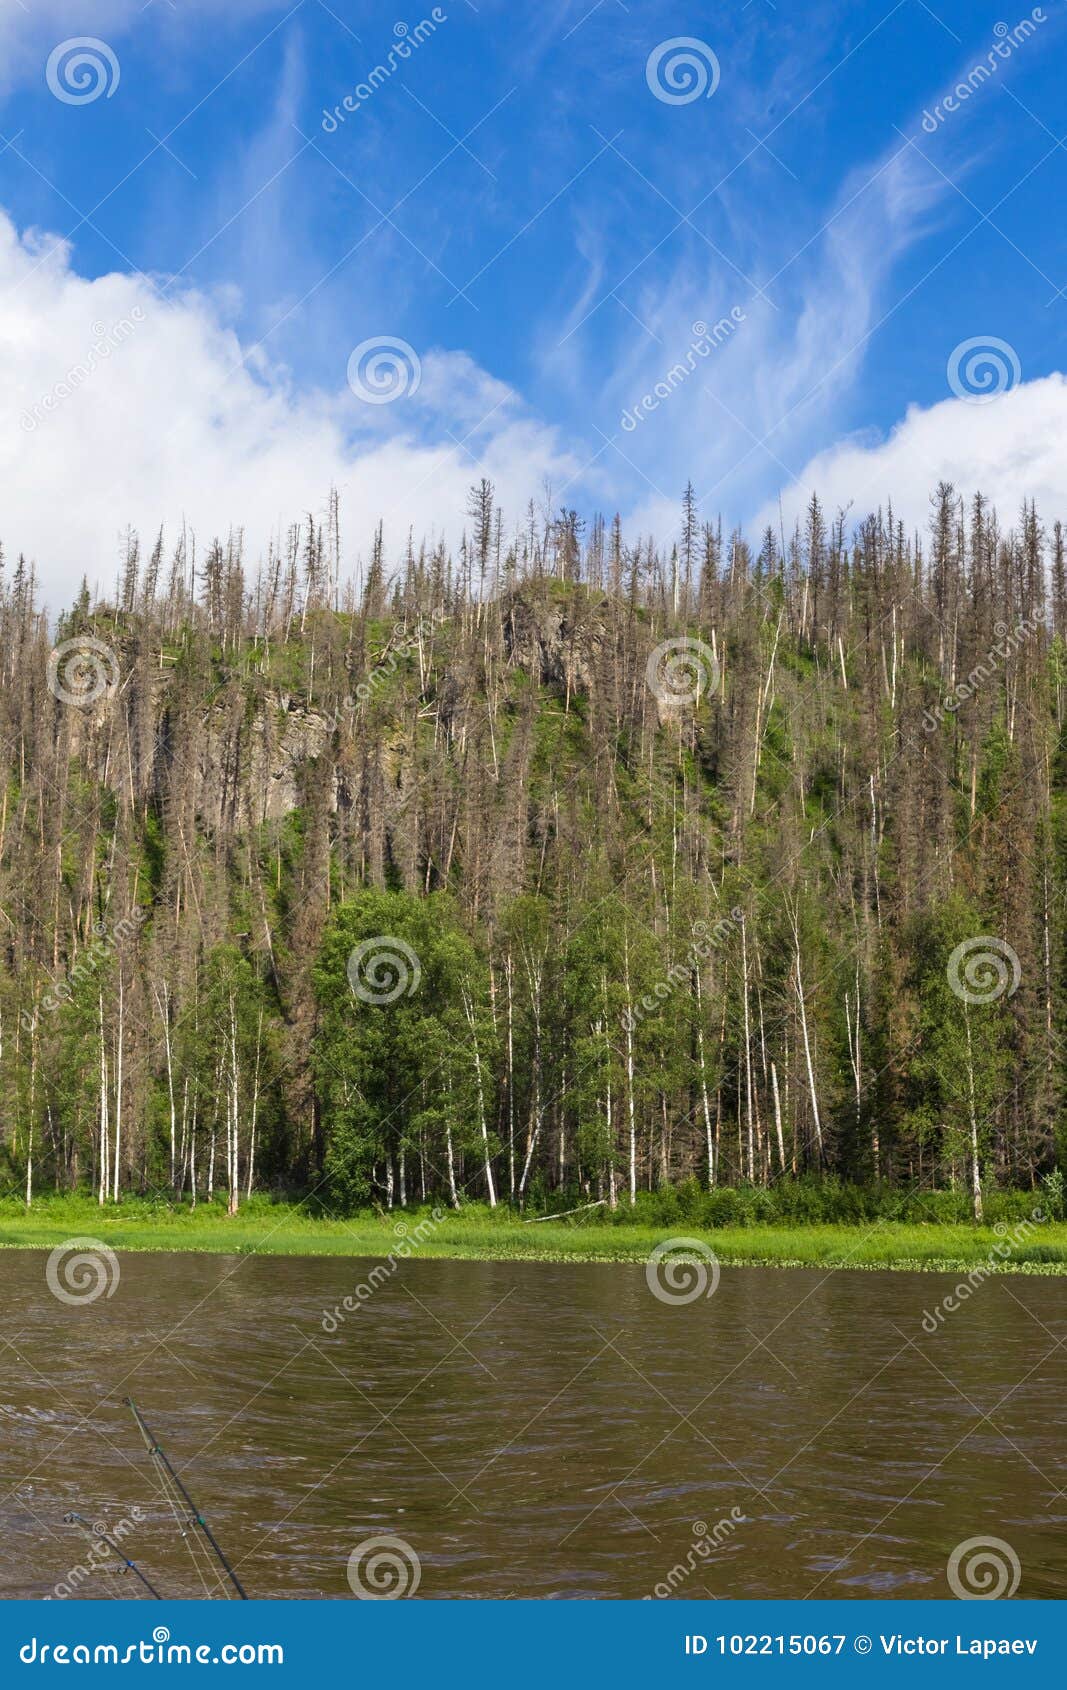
left=2, top=0, right=1066, bottom=601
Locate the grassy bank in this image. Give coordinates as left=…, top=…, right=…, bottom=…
left=1, top=1195, right=1065, bottom=1273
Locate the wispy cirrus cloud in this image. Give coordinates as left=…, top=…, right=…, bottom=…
left=611, top=133, right=953, bottom=533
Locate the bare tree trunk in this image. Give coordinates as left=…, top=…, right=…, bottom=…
left=741, top=916, right=755, bottom=1180
left=98, top=992, right=109, bottom=1205
left=965, top=1007, right=983, bottom=1224
left=112, top=973, right=124, bottom=1203
left=792, top=914, right=824, bottom=1164
left=770, top=1060, right=786, bottom=1174
left=227, top=992, right=240, bottom=1216
left=25, top=1020, right=35, bottom=1208
left=155, top=982, right=177, bottom=1189
left=517, top=957, right=544, bottom=1202
left=694, top=967, right=714, bottom=1187
left=624, top=938, right=637, bottom=1205
left=505, top=951, right=516, bottom=1200
left=845, top=972, right=870, bottom=1172
left=463, top=985, right=496, bottom=1207
left=246, top=1009, right=263, bottom=1199
left=605, top=1072, right=617, bottom=1209
left=444, top=1114, right=459, bottom=1209
left=190, top=1082, right=198, bottom=1208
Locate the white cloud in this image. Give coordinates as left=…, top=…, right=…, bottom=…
left=0, top=208, right=578, bottom=611
left=760, top=374, right=1067, bottom=541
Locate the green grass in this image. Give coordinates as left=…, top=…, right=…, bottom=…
left=1, top=1195, right=1065, bottom=1272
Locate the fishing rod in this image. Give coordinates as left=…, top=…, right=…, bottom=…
left=64, top=1510, right=163, bottom=1599
left=124, top=1398, right=248, bottom=1600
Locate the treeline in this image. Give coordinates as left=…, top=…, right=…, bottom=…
left=1, top=479, right=1065, bottom=1217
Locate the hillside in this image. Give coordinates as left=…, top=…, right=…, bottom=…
left=1, top=483, right=1064, bottom=1221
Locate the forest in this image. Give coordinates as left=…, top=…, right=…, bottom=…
left=1, top=478, right=1064, bottom=1224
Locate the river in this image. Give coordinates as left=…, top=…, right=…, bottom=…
left=1, top=1251, right=1064, bottom=1599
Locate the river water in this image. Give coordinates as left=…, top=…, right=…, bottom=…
left=1, top=1251, right=1064, bottom=1600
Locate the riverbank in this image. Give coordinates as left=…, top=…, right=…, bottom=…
left=1, top=1197, right=1065, bottom=1272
